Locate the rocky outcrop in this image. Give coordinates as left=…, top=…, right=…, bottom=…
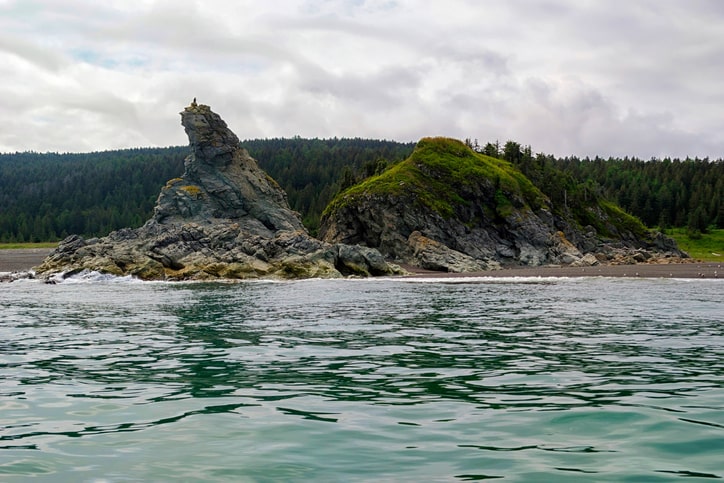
left=319, top=137, right=687, bottom=272
left=406, top=230, right=497, bottom=272
left=35, top=103, right=401, bottom=281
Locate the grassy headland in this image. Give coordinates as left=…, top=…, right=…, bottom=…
left=667, top=229, right=724, bottom=261
left=324, top=137, right=547, bottom=220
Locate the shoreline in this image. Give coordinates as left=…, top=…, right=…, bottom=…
left=1, top=248, right=720, bottom=280
left=399, top=261, right=721, bottom=279
left=0, top=248, right=53, bottom=273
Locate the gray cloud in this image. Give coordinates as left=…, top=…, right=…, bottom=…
left=0, top=0, right=722, bottom=158
left=0, top=34, right=68, bottom=71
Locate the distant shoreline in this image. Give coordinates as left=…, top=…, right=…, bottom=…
left=399, top=261, right=721, bottom=280
left=0, top=248, right=53, bottom=273
left=1, top=248, right=720, bottom=279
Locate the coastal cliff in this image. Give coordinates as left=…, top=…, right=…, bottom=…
left=319, top=137, right=686, bottom=272
left=34, top=103, right=400, bottom=281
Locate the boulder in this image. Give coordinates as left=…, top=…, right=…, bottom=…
left=407, top=231, right=497, bottom=272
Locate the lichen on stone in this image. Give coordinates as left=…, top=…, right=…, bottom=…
left=178, top=185, right=202, bottom=198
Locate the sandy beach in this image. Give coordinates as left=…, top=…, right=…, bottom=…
left=400, top=261, right=721, bottom=279
left=0, top=247, right=720, bottom=279
left=0, top=248, right=54, bottom=273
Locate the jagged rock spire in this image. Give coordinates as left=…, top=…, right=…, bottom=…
left=151, top=103, right=304, bottom=233
left=180, top=103, right=240, bottom=166
left=33, top=102, right=400, bottom=280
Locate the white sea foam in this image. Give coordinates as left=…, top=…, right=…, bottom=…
left=52, top=269, right=144, bottom=284
left=392, top=275, right=570, bottom=284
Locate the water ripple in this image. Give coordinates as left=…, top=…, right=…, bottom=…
left=1, top=277, right=722, bottom=481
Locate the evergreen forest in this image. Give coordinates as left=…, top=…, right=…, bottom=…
left=477, top=140, right=722, bottom=234
left=0, top=138, right=721, bottom=243
left=0, top=139, right=414, bottom=242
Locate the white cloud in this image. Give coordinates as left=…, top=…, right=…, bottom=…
left=0, top=0, right=723, bottom=158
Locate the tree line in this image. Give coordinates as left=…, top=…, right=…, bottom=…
left=0, top=139, right=414, bottom=242
left=0, top=138, right=720, bottom=243
left=468, top=139, right=723, bottom=234
left=0, top=148, right=187, bottom=243
left=556, top=155, right=722, bottom=233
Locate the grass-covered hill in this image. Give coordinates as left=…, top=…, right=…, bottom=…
left=319, top=138, right=682, bottom=270
left=324, top=137, right=547, bottom=221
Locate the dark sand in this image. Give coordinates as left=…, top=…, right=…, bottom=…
left=0, top=248, right=53, bottom=273
left=401, top=261, right=722, bottom=279
left=1, top=248, right=721, bottom=279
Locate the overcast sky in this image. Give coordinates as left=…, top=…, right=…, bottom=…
left=1, top=0, right=723, bottom=158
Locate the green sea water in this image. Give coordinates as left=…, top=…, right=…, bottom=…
left=1, top=274, right=723, bottom=481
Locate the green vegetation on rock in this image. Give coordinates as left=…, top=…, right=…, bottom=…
left=320, top=136, right=687, bottom=271
left=325, top=137, right=547, bottom=221
left=599, top=201, right=649, bottom=238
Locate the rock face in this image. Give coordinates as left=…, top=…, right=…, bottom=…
left=319, top=137, right=687, bottom=272
left=35, top=103, right=401, bottom=281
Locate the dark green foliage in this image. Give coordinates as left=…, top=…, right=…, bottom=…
left=492, top=141, right=604, bottom=223
left=244, top=137, right=414, bottom=234
left=482, top=140, right=722, bottom=233
left=550, top=155, right=723, bottom=231
left=1, top=135, right=720, bottom=243
left=0, top=148, right=188, bottom=242
left=339, top=166, right=357, bottom=192
left=0, top=139, right=414, bottom=242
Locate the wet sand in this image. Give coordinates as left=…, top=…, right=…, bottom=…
left=0, top=248, right=53, bottom=273
left=401, top=261, right=722, bottom=279
left=1, top=248, right=720, bottom=279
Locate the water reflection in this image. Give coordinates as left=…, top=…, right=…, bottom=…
left=5, top=279, right=722, bottom=414
left=149, top=279, right=724, bottom=414
left=1, top=278, right=722, bottom=481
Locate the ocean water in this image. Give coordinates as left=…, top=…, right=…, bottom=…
left=1, top=274, right=722, bottom=482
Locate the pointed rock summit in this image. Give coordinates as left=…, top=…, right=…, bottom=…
left=35, top=102, right=400, bottom=281
left=154, top=103, right=304, bottom=234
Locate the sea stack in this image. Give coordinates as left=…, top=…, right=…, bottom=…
left=34, top=102, right=400, bottom=281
